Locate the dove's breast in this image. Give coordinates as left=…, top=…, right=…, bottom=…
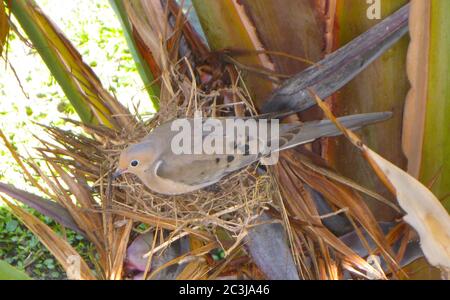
left=137, top=160, right=207, bottom=195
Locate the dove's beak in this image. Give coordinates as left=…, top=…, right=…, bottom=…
left=112, top=168, right=127, bottom=180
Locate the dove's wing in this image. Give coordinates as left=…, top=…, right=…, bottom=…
left=155, top=153, right=258, bottom=187
left=154, top=118, right=264, bottom=187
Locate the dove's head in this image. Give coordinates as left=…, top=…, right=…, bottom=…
left=113, top=141, right=155, bottom=180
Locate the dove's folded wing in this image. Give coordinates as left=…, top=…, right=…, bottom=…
left=155, top=153, right=258, bottom=187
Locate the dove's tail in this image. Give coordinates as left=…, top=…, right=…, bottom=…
left=275, top=112, right=392, bottom=152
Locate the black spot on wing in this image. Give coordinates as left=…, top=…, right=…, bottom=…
left=284, top=133, right=295, bottom=140
left=244, top=144, right=250, bottom=156
left=279, top=137, right=289, bottom=147
left=290, top=127, right=302, bottom=135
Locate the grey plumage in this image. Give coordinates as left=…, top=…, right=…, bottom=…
left=115, top=112, right=391, bottom=195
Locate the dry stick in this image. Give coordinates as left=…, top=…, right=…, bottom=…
left=0, top=129, right=49, bottom=195
left=143, top=230, right=189, bottom=259
left=344, top=212, right=387, bottom=279
left=319, top=207, right=349, bottom=220
left=224, top=55, right=289, bottom=81
left=224, top=48, right=317, bottom=66
left=148, top=242, right=217, bottom=279
left=103, top=171, right=112, bottom=276
left=143, top=227, right=159, bottom=279
left=6, top=61, right=29, bottom=98
left=299, top=159, right=401, bottom=213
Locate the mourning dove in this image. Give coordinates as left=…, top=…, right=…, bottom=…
left=113, top=112, right=391, bottom=195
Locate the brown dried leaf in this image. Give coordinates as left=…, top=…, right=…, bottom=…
left=0, top=0, right=8, bottom=55
left=402, top=0, right=431, bottom=178
left=364, top=148, right=450, bottom=278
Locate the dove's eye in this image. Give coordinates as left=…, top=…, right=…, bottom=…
left=130, top=160, right=139, bottom=167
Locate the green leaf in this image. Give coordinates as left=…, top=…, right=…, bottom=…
left=0, top=260, right=32, bottom=280
left=419, top=0, right=450, bottom=210
left=5, top=219, right=18, bottom=232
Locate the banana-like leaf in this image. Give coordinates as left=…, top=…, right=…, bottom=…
left=9, top=0, right=133, bottom=129
left=0, top=182, right=85, bottom=236
left=0, top=260, right=32, bottom=280
left=403, top=0, right=450, bottom=211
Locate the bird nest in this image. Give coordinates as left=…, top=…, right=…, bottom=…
left=108, top=116, right=276, bottom=238
left=36, top=76, right=278, bottom=255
